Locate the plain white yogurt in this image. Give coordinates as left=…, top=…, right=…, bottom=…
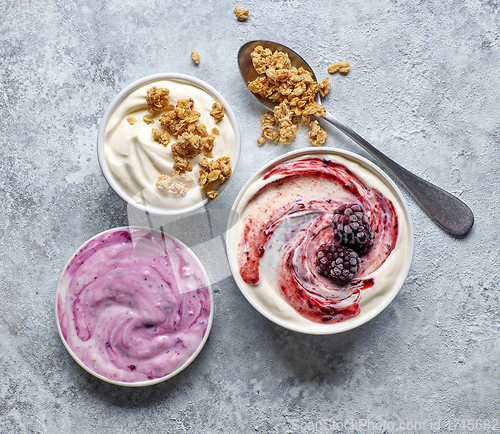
left=102, top=78, right=237, bottom=214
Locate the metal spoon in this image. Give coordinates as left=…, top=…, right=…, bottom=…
left=238, top=40, right=474, bottom=236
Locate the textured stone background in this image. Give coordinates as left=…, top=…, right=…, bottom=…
left=1, top=0, right=499, bottom=433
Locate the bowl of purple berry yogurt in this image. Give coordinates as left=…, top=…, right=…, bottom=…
left=55, top=227, right=213, bottom=386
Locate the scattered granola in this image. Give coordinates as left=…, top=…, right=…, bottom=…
left=151, top=128, right=170, bottom=147
left=327, top=61, right=350, bottom=75
left=257, top=137, right=266, bottom=146
left=143, top=86, right=232, bottom=199
left=155, top=174, right=194, bottom=196
left=210, top=102, right=225, bottom=123
left=143, top=114, right=155, bottom=125
left=146, top=86, right=170, bottom=112
left=234, top=7, right=249, bottom=21
left=309, top=120, right=327, bottom=146
left=191, top=51, right=200, bottom=65
left=127, top=116, right=137, bottom=125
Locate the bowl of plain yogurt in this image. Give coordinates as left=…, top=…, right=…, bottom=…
left=55, top=227, right=213, bottom=386
left=226, top=147, right=414, bottom=334
left=97, top=73, right=241, bottom=215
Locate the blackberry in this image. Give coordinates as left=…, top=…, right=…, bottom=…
left=315, top=243, right=361, bottom=281
left=332, top=203, right=374, bottom=252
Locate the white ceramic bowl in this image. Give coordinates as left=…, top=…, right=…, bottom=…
left=55, top=227, right=214, bottom=387
left=226, top=147, right=414, bottom=335
left=97, top=73, right=241, bottom=216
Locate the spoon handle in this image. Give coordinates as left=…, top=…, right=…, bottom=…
left=324, top=111, right=474, bottom=236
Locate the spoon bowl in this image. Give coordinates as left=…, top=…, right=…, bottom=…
left=238, top=40, right=474, bottom=236
left=238, top=40, right=317, bottom=110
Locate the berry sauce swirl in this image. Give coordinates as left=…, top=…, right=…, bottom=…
left=236, top=158, right=398, bottom=324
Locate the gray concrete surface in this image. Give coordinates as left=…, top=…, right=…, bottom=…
left=1, top=0, right=499, bottom=433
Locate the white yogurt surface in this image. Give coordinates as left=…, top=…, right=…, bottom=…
left=103, top=79, right=236, bottom=213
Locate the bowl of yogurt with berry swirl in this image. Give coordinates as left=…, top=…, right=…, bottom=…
left=226, top=147, right=414, bottom=334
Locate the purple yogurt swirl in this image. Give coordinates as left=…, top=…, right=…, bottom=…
left=56, top=227, right=212, bottom=383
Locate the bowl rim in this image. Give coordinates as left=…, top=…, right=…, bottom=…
left=226, top=147, right=415, bottom=335
left=55, top=226, right=214, bottom=387
left=96, top=72, right=242, bottom=216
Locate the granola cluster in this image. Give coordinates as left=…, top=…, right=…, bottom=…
left=210, top=102, right=225, bottom=123
left=309, top=120, right=327, bottom=147
left=151, top=128, right=170, bottom=147
left=234, top=7, right=249, bottom=21
left=198, top=156, right=232, bottom=189
left=248, top=46, right=329, bottom=146
left=191, top=51, right=200, bottom=65
left=261, top=112, right=278, bottom=142
left=132, top=87, right=231, bottom=200
left=146, top=86, right=170, bottom=112
left=143, top=114, right=155, bottom=125
left=328, top=61, right=351, bottom=75
left=159, top=98, right=200, bottom=136
left=318, top=78, right=332, bottom=97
